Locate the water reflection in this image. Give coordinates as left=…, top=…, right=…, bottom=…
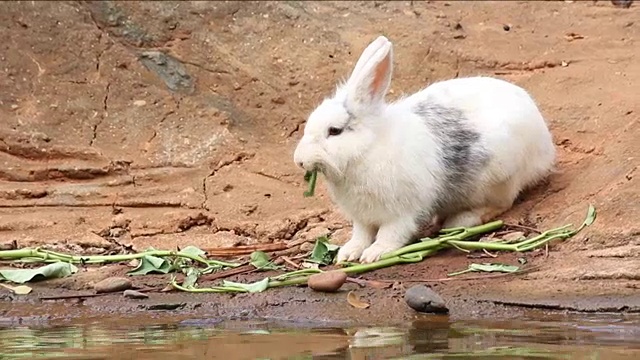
left=0, top=312, right=639, bottom=359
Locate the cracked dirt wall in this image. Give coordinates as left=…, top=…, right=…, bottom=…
left=0, top=1, right=639, bottom=302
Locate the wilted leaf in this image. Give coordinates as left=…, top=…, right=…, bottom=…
left=583, top=204, right=597, bottom=227
left=178, top=246, right=207, bottom=259
left=249, top=251, right=282, bottom=271
left=182, top=267, right=200, bottom=288
left=569, top=204, right=597, bottom=236
left=469, top=263, right=520, bottom=273
left=448, top=262, right=520, bottom=277
left=347, top=291, right=370, bottom=309
left=0, top=283, right=32, bottom=295
left=301, top=261, right=320, bottom=269
left=502, top=231, right=526, bottom=243
left=0, top=262, right=78, bottom=284
left=222, top=277, right=270, bottom=293
left=127, top=255, right=172, bottom=275
left=308, top=236, right=340, bottom=265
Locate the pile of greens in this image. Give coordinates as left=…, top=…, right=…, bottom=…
left=0, top=204, right=596, bottom=295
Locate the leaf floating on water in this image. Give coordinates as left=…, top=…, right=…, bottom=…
left=347, top=291, right=370, bottom=309
left=0, top=262, right=78, bottom=284
left=127, top=255, right=172, bottom=276
left=0, top=283, right=32, bottom=295
left=308, top=236, right=340, bottom=265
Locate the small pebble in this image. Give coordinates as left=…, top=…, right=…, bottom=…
left=123, top=290, right=149, bottom=299
left=307, top=271, right=347, bottom=292
left=503, top=24, right=511, bottom=31
left=404, top=284, right=449, bottom=314
left=94, top=277, right=132, bottom=294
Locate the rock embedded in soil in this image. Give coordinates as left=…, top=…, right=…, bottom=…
left=404, top=284, right=449, bottom=314
left=123, top=290, right=149, bottom=299
left=611, top=0, right=633, bottom=8
left=94, top=277, right=133, bottom=294
left=307, top=271, right=348, bottom=292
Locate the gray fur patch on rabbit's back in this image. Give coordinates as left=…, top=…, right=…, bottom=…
left=414, top=103, right=490, bottom=216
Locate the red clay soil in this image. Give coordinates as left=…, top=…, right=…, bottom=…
left=0, top=1, right=638, bottom=324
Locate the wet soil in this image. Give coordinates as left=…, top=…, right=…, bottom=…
left=0, top=1, right=639, bottom=324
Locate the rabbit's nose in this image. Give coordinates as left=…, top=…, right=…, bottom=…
left=296, top=161, right=304, bottom=169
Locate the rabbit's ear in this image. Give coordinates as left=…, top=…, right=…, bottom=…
left=346, top=36, right=393, bottom=109
left=347, top=36, right=390, bottom=82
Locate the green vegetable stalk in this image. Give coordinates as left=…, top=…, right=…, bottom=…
left=173, top=204, right=597, bottom=294
left=0, top=205, right=596, bottom=295
left=0, top=248, right=239, bottom=268
left=303, top=170, right=318, bottom=197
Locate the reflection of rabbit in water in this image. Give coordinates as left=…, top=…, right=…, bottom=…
left=293, top=36, right=555, bottom=264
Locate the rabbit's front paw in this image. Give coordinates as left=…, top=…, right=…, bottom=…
left=336, top=239, right=371, bottom=263
left=359, top=242, right=400, bottom=263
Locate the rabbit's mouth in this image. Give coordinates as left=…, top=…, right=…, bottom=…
left=316, top=163, right=345, bottom=183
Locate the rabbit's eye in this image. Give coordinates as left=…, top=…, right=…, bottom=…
left=328, top=127, right=343, bottom=136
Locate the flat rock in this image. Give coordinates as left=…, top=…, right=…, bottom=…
left=404, top=284, right=449, bottom=314
left=94, top=277, right=132, bottom=294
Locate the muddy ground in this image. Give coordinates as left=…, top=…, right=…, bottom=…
left=0, top=1, right=639, bottom=325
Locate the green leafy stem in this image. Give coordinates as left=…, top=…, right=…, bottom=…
left=0, top=247, right=239, bottom=268
left=174, top=204, right=596, bottom=294
left=0, top=205, right=596, bottom=295
left=303, top=170, right=318, bottom=197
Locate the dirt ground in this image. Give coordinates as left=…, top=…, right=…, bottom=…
left=0, top=1, right=639, bottom=325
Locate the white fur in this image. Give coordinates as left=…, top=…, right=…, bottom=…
left=293, top=36, right=556, bottom=263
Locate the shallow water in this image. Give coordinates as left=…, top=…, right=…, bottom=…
left=1, top=311, right=640, bottom=360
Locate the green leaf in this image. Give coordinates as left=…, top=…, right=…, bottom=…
left=127, top=255, right=173, bottom=275
left=0, top=283, right=32, bottom=295
left=249, top=251, right=282, bottom=271
left=308, top=236, right=339, bottom=265
left=0, top=262, right=78, bottom=284
left=178, top=246, right=206, bottom=259
left=222, top=277, right=270, bottom=293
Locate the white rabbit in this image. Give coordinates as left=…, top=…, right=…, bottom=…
left=293, top=36, right=556, bottom=264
